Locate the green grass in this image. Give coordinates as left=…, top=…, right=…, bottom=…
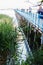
left=0, top=14, right=12, bottom=23
left=0, top=14, right=18, bottom=65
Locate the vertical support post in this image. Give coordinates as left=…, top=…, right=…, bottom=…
left=38, top=17, right=40, bottom=29
left=35, top=14, right=37, bottom=26
left=34, top=28, right=36, bottom=42
left=41, top=33, right=43, bottom=45
left=33, top=13, right=36, bottom=25
left=32, top=13, right=34, bottom=22
left=41, top=19, right=43, bottom=45
left=37, top=13, right=38, bottom=25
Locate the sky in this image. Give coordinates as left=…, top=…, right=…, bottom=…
left=0, top=0, right=41, bottom=9
left=0, top=0, right=26, bottom=9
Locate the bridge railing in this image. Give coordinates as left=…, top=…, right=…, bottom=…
left=16, top=9, right=43, bottom=32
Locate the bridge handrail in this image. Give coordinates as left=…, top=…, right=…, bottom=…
left=16, top=10, right=43, bottom=32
